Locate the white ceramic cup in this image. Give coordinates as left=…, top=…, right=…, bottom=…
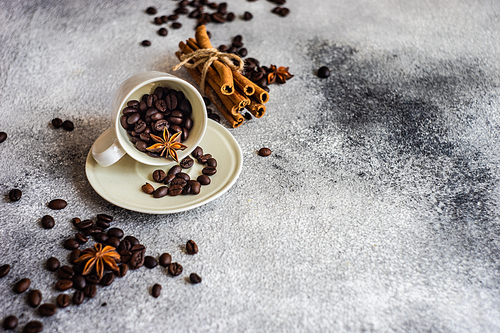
left=92, top=71, right=207, bottom=167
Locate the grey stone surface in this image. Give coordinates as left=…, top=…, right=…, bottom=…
left=1, top=0, right=500, bottom=332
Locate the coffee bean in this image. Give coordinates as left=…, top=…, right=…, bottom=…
left=238, top=48, right=248, bottom=57
left=171, top=178, right=187, bottom=187
left=144, top=256, right=158, bottom=269
left=24, top=320, right=43, bottom=333
left=69, top=249, right=81, bottom=264
left=56, top=294, right=71, bottom=308
left=159, top=253, right=172, bottom=267
left=51, top=118, right=63, bottom=128
left=62, top=120, right=74, bottom=131
left=63, top=238, right=79, bottom=250
left=56, top=279, right=73, bottom=291
left=76, top=219, right=93, bottom=231
left=100, top=272, right=115, bottom=286
left=168, top=185, right=183, bottom=196
left=106, top=236, right=121, bottom=248
left=0, top=264, right=11, bottom=278
left=165, top=93, right=178, bottom=111
left=13, top=278, right=30, bottom=293
left=73, top=290, right=84, bottom=305
left=46, top=257, right=60, bottom=271
left=125, top=235, right=140, bottom=246
left=38, top=303, right=57, bottom=317
left=153, top=186, right=169, bottom=198
left=58, top=266, right=75, bottom=279
left=48, top=199, right=67, bottom=210
left=189, top=180, right=201, bottom=194
left=84, top=284, right=97, bottom=298
left=176, top=172, right=190, bottom=181
left=2, top=315, right=18, bottom=329
left=141, top=40, right=151, bottom=47
left=168, top=262, right=183, bottom=276
left=131, top=244, right=145, bottom=252
left=85, top=274, right=101, bottom=285
left=8, top=189, right=22, bottom=202
left=97, top=213, right=113, bottom=222
left=279, top=7, right=290, bottom=16
left=72, top=275, right=86, bottom=290
left=146, top=6, right=157, bottom=14
left=168, top=14, right=179, bottom=21
left=153, top=169, right=166, bottom=183
left=27, top=289, right=42, bottom=308
left=116, top=264, right=128, bottom=277
left=189, top=273, right=202, bottom=284
left=180, top=156, right=194, bottom=169
left=317, top=66, right=330, bottom=78
left=129, top=249, right=145, bottom=270
left=197, top=153, right=212, bottom=164
left=172, top=22, right=182, bottom=29
left=142, top=183, right=155, bottom=194
left=243, top=11, right=253, bottom=20
left=105, top=228, right=123, bottom=240
left=152, top=284, right=162, bottom=298
left=181, top=183, right=191, bottom=195
left=197, top=175, right=211, bottom=185
left=41, top=215, right=55, bottom=229
left=94, top=232, right=108, bottom=243
left=258, top=147, right=272, bottom=156
left=202, top=166, right=217, bottom=176
left=85, top=226, right=104, bottom=236
left=118, top=239, right=131, bottom=252
left=186, top=240, right=198, bottom=254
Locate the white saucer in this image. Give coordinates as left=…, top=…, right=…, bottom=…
left=85, top=120, right=243, bottom=214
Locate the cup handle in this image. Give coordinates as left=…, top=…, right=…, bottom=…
left=91, top=127, right=126, bottom=167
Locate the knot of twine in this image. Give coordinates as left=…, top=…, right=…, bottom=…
left=172, top=48, right=244, bottom=93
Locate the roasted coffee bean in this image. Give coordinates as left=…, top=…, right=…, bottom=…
left=152, top=283, right=162, bottom=298
left=176, top=172, right=190, bottom=181
left=106, top=236, right=121, bottom=248
left=46, top=257, right=60, bottom=271
left=153, top=169, right=166, bottom=182
left=56, top=293, right=71, bottom=308
left=136, top=140, right=148, bottom=152
left=8, top=189, right=22, bottom=202
left=38, top=303, right=57, bottom=317
left=183, top=116, right=193, bottom=130
left=63, top=238, right=79, bottom=250
left=153, top=119, right=169, bottom=132
left=52, top=118, right=63, bottom=128
left=76, top=219, right=93, bottom=231
left=141, top=40, right=151, bottom=47
left=168, top=262, right=183, bottom=276
left=24, top=320, right=43, bottom=333
left=107, top=227, right=124, bottom=239
left=168, top=14, right=179, bottom=21
left=94, top=232, right=108, bottom=243
left=191, top=146, right=203, bottom=158
left=190, top=273, right=202, bottom=284
left=186, top=240, right=198, bottom=254
left=71, top=217, right=81, bottom=226
left=197, top=175, right=211, bottom=185
left=69, top=249, right=81, bottom=264
left=41, top=215, right=55, bottom=229
left=160, top=174, right=174, bottom=185
left=48, top=199, right=67, bottom=210
left=147, top=94, right=157, bottom=108
left=120, top=115, right=130, bottom=129
left=127, top=100, right=140, bottom=108
left=165, top=93, right=178, bottom=110
left=0, top=264, right=11, bottom=278
left=62, top=120, right=74, bottom=131
left=197, top=153, right=212, bottom=164
left=168, top=185, right=183, bottom=196
left=167, top=165, right=181, bottom=176
left=129, top=249, right=145, bottom=270
left=85, top=226, right=104, bottom=236
left=27, top=289, right=42, bottom=308
left=3, top=315, right=18, bottom=329
left=159, top=253, right=172, bottom=267
left=116, top=264, right=128, bottom=277
left=238, top=48, right=248, bottom=57
left=189, top=180, right=201, bottom=194
left=100, top=273, right=115, bottom=287
left=172, top=22, right=182, bottom=29
left=131, top=244, right=145, bottom=252
left=118, top=239, right=131, bottom=252
left=58, top=266, right=75, bottom=279
left=202, top=166, right=217, bottom=176
left=13, top=278, right=30, bottom=293
left=279, top=7, right=290, bottom=16
left=56, top=279, right=73, bottom=291
left=97, top=213, right=113, bottom=222
left=73, top=290, right=84, bottom=305
left=84, top=284, right=97, bottom=298
left=178, top=99, right=192, bottom=116
left=144, top=256, right=158, bottom=269
left=85, top=274, right=101, bottom=285
left=127, top=112, right=141, bottom=125
left=317, top=66, right=330, bottom=78
left=142, top=183, right=155, bottom=194
left=155, top=100, right=167, bottom=113
left=180, top=156, right=194, bottom=169
left=205, top=157, right=217, bottom=168
left=139, top=100, right=148, bottom=112
left=243, top=11, right=253, bottom=20
left=167, top=115, right=183, bottom=125
left=72, top=275, right=86, bottom=290
left=258, top=147, right=272, bottom=156
left=181, top=183, right=191, bottom=195
left=146, top=6, right=157, bottom=14
left=125, top=235, right=140, bottom=246
left=122, top=106, right=137, bottom=115
left=96, top=219, right=110, bottom=229
left=153, top=186, right=169, bottom=198
left=171, top=178, right=187, bottom=188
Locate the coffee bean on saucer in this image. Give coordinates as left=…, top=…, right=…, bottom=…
left=8, top=189, right=22, bottom=202
left=168, top=185, right=183, bottom=196
left=197, top=154, right=212, bottom=164
left=48, top=199, right=67, bottom=210
left=163, top=174, right=176, bottom=185
left=51, top=118, right=63, bottom=128
left=27, top=290, right=42, bottom=308
left=197, top=175, right=211, bottom=185
left=189, top=273, right=202, bottom=284
left=175, top=171, right=190, bottom=181
left=142, top=183, right=155, bottom=194
left=24, top=320, right=43, bottom=333
left=317, top=66, right=330, bottom=78
left=189, top=180, right=201, bottom=194
left=13, top=278, right=31, bottom=293
left=46, top=257, right=60, bottom=271
left=191, top=146, right=203, bottom=158
left=168, top=263, right=183, bottom=276
left=41, top=215, right=55, bottom=229
left=180, top=156, right=194, bottom=169
left=141, top=40, right=151, bottom=47
left=202, top=166, right=217, bottom=176
left=152, top=284, right=162, bottom=298
left=2, top=315, right=18, bottom=330
left=258, top=147, right=272, bottom=156
left=206, top=158, right=217, bottom=167
left=153, top=186, right=169, bottom=198
left=144, top=256, right=158, bottom=269
left=153, top=169, right=166, bottom=182
left=186, top=240, right=198, bottom=254
left=56, top=294, right=71, bottom=308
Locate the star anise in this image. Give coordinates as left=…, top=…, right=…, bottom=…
left=146, top=129, right=187, bottom=162
left=74, top=243, right=120, bottom=279
left=267, top=65, right=294, bottom=84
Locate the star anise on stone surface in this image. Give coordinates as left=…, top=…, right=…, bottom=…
left=267, top=65, right=294, bottom=84
left=146, top=129, right=187, bottom=162
left=74, top=243, right=120, bottom=279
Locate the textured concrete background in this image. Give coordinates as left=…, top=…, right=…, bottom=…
left=1, top=0, right=500, bottom=332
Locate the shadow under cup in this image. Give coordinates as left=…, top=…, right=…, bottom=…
left=115, top=79, right=207, bottom=166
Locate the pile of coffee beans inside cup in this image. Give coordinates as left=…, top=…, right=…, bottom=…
left=120, top=86, right=194, bottom=159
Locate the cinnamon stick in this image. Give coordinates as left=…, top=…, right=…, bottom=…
left=233, top=71, right=269, bottom=103
left=245, top=101, right=266, bottom=118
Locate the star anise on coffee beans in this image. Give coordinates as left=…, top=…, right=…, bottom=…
left=146, top=129, right=187, bottom=162
left=75, top=244, right=120, bottom=279
left=267, top=65, right=294, bottom=84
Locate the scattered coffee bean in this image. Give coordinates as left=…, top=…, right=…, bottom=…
left=84, top=284, right=97, bottom=298
left=144, top=256, right=158, bottom=269
left=85, top=226, right=104, bottom=237
left=41, top=215, right=55, bottom=229
left=69, top=249, right=81, bottom=264
left=189, top=180, right=201, bottom=194
left=142, top=183, right=155, bottom=194
left=168, top=262, right=183, bottom=276
left=153, top=186, right=169, bottom=198
left=152, top=283, right=162, bottom=298
left=23, top=320, right=43, bottom=333
left=94, top=232, right=108, bottom=243
left=124, top=235, right=139, bottom=246
left=141, top=40, right=151, bottom=47
left=180, top=156, right=194, bottom=168
left=100, top=272, right=115, bottom=287
left=116, top=264, right=128, bottom=277
left=61, top=120, right=74, bottom=131
left=46, top=257, right=60, bottom=271
left=172, top=22, right=182, bottom=29
left=8, top=189, right=22, bottom=202
left=107, top=237, right=121, bottom=248
left=56, top=293, right=71, bottom=308
left=146, top=6, right=157, bottom=14
left=208, top=113, right=220, bottom=122
left=96, top=213, right=113, bottom=222
left=168, top=184, right=183, bottom=196
left=190, top=273, right=202, bottom=284
left=107, top=227, right=124, bottom=239
left=72, top=275, right=86, bottom=290
left=27, top=289, right=42, bottom=308
left=168, top=164, right=182, bottom=175
left=38, top=303, right=57, bottom=317
left=13, top=278, right=31, bottom=293
left=129, top=248, right=146, bottom=270
left=163, top=173, right=176, bottom=185
left=243, top=11, right=253, bottom=20
left=197, top=175, right=211, bottom=185
left=159, top=253, right=172, bottom=267
left=186, top=240, right=198, bottom=254
left=191, top=146, right=203, bottom=158
left=85, top=274, right=101, bottom=285
left=58, top=266, right=75, bottom=279
left=202, top=166, right=217, bottom=176
left=48, top=199, right=67, bottom=210
left=73, top=290, right=84, bottom=305
left=56, top=279, right=73, bottom=291
left=317, top=66, right=330, bottom=78
left=258, top=147, right=272, bottom=156
left=197, top=153, right=212, bottom=164
left=51, top=118, right=63, bottom=128
left=75, top=233, right=88, bottom=244
left=206, top=158, right=217, bottom=167
left=76, top=219, right=93, bottom=231
left=63, top=238, right=79, bottom=250
left=0, top=264, right=11, bottom=278
left=96, top=219, right=110, bottom=229
left=158, top=27, right=168, bottom=36
left=2, top=315, right=18, bottom=330
left=153, top=169, right=166, bottom=182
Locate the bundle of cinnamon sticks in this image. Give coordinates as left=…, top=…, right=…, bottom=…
left=175, top=25, right=268, bottom=128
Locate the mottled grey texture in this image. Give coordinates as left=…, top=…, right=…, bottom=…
left=1, top=0, right=500, bottom=332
